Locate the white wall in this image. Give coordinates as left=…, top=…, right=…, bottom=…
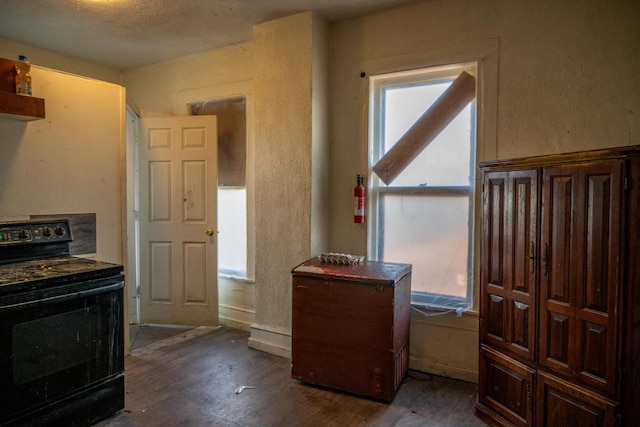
left=328, top=0, right=639, bottom=381
left=0, top=66, right=125, bottom=264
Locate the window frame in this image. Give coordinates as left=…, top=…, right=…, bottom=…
left=189, top=94, right=253, bottom=281
left=367, top=62, right=478, bottom=311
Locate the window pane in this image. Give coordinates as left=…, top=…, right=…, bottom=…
left=384, top=84, right=471, bottom=187
left=217, top=188, right=247, bottom=275
left=191, top=97, right=247, bottom=186
left=381, top=194, right=469, bottom=299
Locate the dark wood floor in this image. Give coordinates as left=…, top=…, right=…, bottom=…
left=97, top=326, right=487, bottom=427
left=128, top=323, right=195, bottom=350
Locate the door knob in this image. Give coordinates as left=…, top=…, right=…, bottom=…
left=205, top=228, right=218, bottom=236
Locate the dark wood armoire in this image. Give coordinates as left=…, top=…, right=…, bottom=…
left=475, top=145, right=640, bottom=426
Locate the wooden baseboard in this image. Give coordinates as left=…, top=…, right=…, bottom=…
left=248, top=323, right=291, bottom=358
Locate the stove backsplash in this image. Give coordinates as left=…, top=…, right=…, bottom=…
left=30, top=213, right=96, bottom=256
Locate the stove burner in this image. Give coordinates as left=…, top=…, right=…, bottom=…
left=0, top=257, right=104, bottom=286
left=48, top=263, right=97, bottom=273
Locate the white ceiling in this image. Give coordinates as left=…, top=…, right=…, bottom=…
left=0, top=0, right=416, bottom=71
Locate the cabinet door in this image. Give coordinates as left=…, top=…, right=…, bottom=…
left=539, top=161, right=622, bottom=395
left=291, top=276, right=396, bottom=400
left=478, top=345, right=535, bottom=427
left=481, top=170, right=538, bottom=361
left=536, top=371, right=618, bottom=427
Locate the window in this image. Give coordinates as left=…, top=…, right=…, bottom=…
left=368, top=63, right=477, bottom=311
left=191, top=97, right=248, bottom=278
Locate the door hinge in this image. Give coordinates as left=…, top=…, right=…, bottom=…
left=133, top=210, right=140, bottom=220
left=624, top=177, right=628, bottom=190
left=617, top=368, right=625, bottom=387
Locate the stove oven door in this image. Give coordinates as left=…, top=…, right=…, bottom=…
left=0, top=276, right=125, bottom=426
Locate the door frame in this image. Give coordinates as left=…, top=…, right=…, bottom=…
left=125, top=105, right=141, bottom=325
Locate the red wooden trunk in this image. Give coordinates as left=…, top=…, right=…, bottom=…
left=291, top=258, right=411, bottom=402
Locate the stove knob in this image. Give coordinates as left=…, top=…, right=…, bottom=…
left=43, top=227, right=53, bottom=237
left=17, top=229, right=28, bottom=239
left=55, top=226, right=66, bottom=236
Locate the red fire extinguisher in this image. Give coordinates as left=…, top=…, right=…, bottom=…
left=354, top=174, right=365, bottom=223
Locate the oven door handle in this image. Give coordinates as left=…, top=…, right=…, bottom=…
left=0, top=280, right=124, bottom=311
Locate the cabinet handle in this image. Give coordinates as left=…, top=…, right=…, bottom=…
left=528, top=242, right=536, bottom=274
left=543, top=243, right=549, bottom=276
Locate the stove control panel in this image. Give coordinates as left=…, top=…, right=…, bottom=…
left=0, top=220, right=73, bottom=246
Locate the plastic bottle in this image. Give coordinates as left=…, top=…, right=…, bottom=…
left=15, top=55, right=32, bottom=96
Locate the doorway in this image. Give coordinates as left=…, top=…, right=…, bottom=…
left=125, top=112, right=219, bottom=327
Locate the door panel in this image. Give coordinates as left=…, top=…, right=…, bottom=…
left=482, top=172, right=507, bottom=347
left=486, top=175, right=506, bottom=288
left=139, top=116, right=218, bottom=326
left=150, top=241, right=172, bottom=302
left=149, top=161, right=172, bottom=221
left=511, top=300, right=530, bottom=350
left=540, top=162, right=622, bottom=394
left=540, top=166, right=577, bottom=378
left=183, top=160, right=207, bottom=222
left=481, top=170, right=537, bottom=361
left=575, top=163, right=621, bottom=393
left=547, top=174, right=573, bottom=303
left=183, top=242, right=207, bottom=303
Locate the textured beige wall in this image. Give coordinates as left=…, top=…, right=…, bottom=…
left=329, top=0, right=639, bottom=381
left=251, top=12, right=322, bottom=342
left=123, top=43, right=254, bottom=116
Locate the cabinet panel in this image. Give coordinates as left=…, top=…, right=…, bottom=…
left=478, top=346, right=534, bottom=427
left=575, top=164, right=621, bottom=393
left=481, top=170, right=537, bottom=361
left=487, top=294, right=505, bottom=340
left=486, top=174, right=507, bottom=288
left=545, top=172, right=574, bottom=303
left=536, top=371, right=618, bottom=427
left=291, top=260, right=411, bottom=402
left=546, top=311, right=570, bottom=366
left=511, top=176, right=536, bottom=295
left=510, top=300, right=530, bottom=350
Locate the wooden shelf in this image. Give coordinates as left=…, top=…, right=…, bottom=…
left=0, top=91, right=45, bottom=121
left=0, top=57, right=45, bottom=121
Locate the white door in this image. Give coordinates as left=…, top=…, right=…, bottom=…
left=138, top=115, right=219, bottom=326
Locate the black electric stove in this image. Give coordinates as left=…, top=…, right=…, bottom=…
left=0, top=219, right=125, bottom=427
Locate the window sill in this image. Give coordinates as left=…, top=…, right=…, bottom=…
left=218, top=272, right=255, bottom=284
left=410, top=302, right=479, bottom=317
